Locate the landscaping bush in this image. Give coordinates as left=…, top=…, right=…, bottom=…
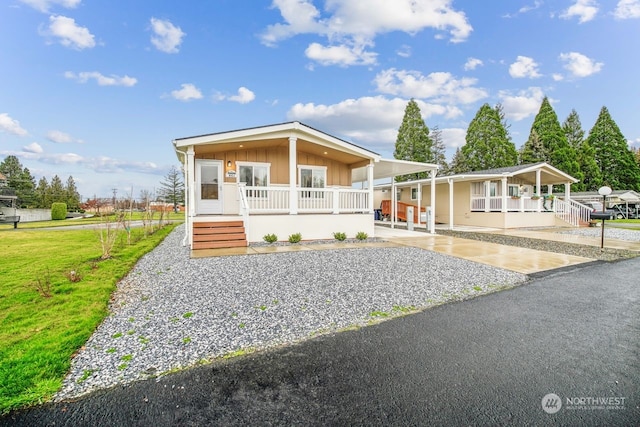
left=288, top=232, right=302, bottom=244
left=51, top=203, right=67, bottom=220
left=333, top=231, right=347, bottom=241
left=263, top=233, right=278, bottom=244
left=355, top=231, right=368, bottom=240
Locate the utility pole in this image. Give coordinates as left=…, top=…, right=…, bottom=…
left=112, top=188, right=117, bottom=211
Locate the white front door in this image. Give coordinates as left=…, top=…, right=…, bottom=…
left=196, top=159, right=223, bottom=214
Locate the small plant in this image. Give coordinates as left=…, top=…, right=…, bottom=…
left=333, top=231, right=347, bottom=241
left=182, top=336, right=192, bottom=344
left=77, top=369, right=95, bottom=384
left=126, top=330, right=135, bottom=336
left=34, top=268, right=53, bottom=298
left=138, top=336, right=150, bottom=345
left=182, top=312, right=193, bottom=319
left=263, top=233, right=278, bottom=244
left=169, top=316, right=180, bottom=323
left=65, top=269, right=82, bottom=283
left=288, top=232, right=302, bottom=244
left=355, top=231, right=368, bottom=240
left=473, top=285, right=483, bottom=292
left=121, top=354, right=133, bottom=362
left=230, top=312, right=238, bottom=318
left=117, top=363, right=128, bottom=371
left=369, top=310, right=389, bottom=318
left=112, top=332, right=123, bottom=339
left=106, top=347, right=116, bottom=354
left=272, top=299, right=279, bottom=305
left=128, top=317, right=135, bottom=322
left=238, top=323, right=246, bottom=329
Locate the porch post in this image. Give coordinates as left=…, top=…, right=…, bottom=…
left=416, top=184, right=422, bottom=227
left=535, top=169, right=542, bottom=213
left=501, top=177, right=507, bottom=213
left=186, top=146, right=195, bottom=247
left=367, top=162, right=374, bottom=213
left=289, top=136, right=298, bottom=214
left=391, top=178, right=396, bottom=229
left=484, top=180, right=490, bottom=212
left=565, top=181, right=571, bottom=202
left=430, top=169, right=436, bottom=234
left=448, top=178, right=454, bottom=230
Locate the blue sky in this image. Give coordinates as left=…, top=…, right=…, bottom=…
left=1, top=0, right=639, bottom=199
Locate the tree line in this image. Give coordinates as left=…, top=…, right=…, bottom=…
left=394, top=98, right=640, bottom=192
left=0, top=155, right=81, bottom=209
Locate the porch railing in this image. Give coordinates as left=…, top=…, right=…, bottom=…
left=471, top=196, right=543, bottom=212
left=240, top=186, right=370, bottom=214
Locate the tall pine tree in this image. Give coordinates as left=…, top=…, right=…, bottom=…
left=461, top=103, right=518, bottom=171
left=429, top=125, right=449, bottom=173
left=159, top=165, right=185, bottom=208
left=562, top=109, right=601, bottom=191
left=394, top=99, right=433, bottom=181
left=586, top=106, right=640, bottom=191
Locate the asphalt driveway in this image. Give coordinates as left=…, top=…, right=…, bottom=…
left=3, top=258, right=639, bottom=426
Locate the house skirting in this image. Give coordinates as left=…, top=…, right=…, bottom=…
left=436, top=211, right=557, bottom=229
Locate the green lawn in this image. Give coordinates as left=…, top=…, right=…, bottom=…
left=0, top=222, right=180, bottom=414
left=0, top=211, right=184, bottom=230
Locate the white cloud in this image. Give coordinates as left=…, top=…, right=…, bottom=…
left=171, top=83, right=203, bottom=101
left=396, top=44, right=411, bottom=58
left=305, top=42, right=377, bottom=66
left=64, top=71, right=137, bottom=86
left=287, top=95, right=461, bottom=152
left=464, top=57, right=483, bottom=71
left=497, top=87, right=546, bottom=121
left=614, top=0, right=640, bottom=19
left=19, top=0, right=80, bottom=13
left=0, top=113, right=28, bottom=136
left=228, top=87, right=256, bottom=104
left=44, top=15, right=95, bottom=50
left=552, top=73, right=564, bottom=81
left=559, top=52, right=603, bottom=77
left=503, top=1, right=543, bottom=18
left=150, top=18, right=185, bottom=53
left=46, top=130, right=83, bottom=143
left=560, top=0, right=599, bottom=23
left=509, top=56, right=541, bottom=78
left=373, top=68, right=487, bottom=105
left=261, top=0, right=472, bottom=66
left=440, top=128, right=467, bottom=149
left=23, top=142, right=43, bottom=153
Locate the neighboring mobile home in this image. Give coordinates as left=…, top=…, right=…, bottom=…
left=375, top=162, right=591, bottom=229
left=174, top=122, right=438, bottom=252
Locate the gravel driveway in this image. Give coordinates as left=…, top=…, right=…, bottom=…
left=56, top=224, right=526, bottom=400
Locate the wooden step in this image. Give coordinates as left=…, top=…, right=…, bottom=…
left=192, top=220, right=247, bottom=250
left=192, top=240, right=248, bottom=250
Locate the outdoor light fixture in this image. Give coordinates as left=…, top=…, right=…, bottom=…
left=227, top=160, right=232, bottom=167
left=592, top=186, right=613, bottom=250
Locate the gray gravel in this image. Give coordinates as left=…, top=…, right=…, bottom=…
left=55, top=224, right=526, bottom=400
left=558, top=226, right=640, bottom=242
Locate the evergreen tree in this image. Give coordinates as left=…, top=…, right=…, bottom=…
left=159, top=165, right=185, bottom=208
left=429, top=125, right=449, bottom=173
left=394, top=99, right=433, bottom=181
left=49, top=175, right=66, bottom=204
left=65, top=176, right=81, bottom=211
left=524, top=97, right=582, bottom=186
left=519, top=129, right=546, bottom=164
left=0, top=155, right=35, bottom=207
left=586, top=106, right=640, bottom=191
left=449, top=147, right=468, bottom=174
left=35, top=177, right=50, bottom=208
left=461, top=103, right=518, bottom=171
left=561, top=110, right=600, bottom=191
left=562, top=109, right=585, bottom=149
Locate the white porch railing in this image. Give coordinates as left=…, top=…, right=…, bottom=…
left=241, top=186, right=369, bottom=214
left=557, top=199, right=592, bottom=226
left=471, top=196, right=543, bottom=212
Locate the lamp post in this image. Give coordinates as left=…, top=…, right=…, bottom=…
left=597, top=186, right=613, bottom=250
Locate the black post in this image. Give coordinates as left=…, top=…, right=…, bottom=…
left=600, top=194, right=606, bottom=250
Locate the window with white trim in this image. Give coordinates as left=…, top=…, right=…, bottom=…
left=508, top=184, right=520, bottom=197
left=237, top=162, right=270, bottom=198
left=411, top=187, right=418, bottom=200
left=298, top=165, right=326, bottom=198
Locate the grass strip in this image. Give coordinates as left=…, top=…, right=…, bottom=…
left=0, top=223, right=179, bottom=413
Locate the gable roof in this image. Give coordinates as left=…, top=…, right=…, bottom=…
left=439, top=162, right=578, bottom=184
left=174, top=121, right=380, bottom=161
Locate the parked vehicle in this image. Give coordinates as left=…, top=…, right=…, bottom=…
left=609, top=203, right=640, bottom=219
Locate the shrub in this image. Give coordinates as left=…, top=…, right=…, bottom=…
left=288, top=232, right=302, bottom=244
left=355, top=231, right=368, bottom=240
left=333, top=231, right=347, bottom=241
left=263, top=233, right=278, bottom=244
left=51, top=203, right=67, bottom=220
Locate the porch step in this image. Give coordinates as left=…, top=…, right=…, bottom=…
left=192, top=221, right=247, bottom=250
